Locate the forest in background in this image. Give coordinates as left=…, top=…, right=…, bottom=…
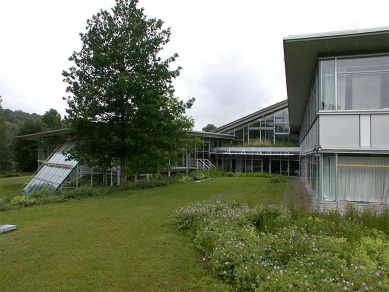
left=0, top=107, right=65, bottom=173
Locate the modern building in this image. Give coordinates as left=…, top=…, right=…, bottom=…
left=19, top=27, right=389, bottom=206
left=18, top=100, right=299, bottom=193
left=283, top=27, right=389, bottom=206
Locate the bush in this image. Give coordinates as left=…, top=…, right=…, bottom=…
left=11, top=195, right=36, bottom=207
left=59, top=186, right=98, bottom=199
left=269, top=174, right=288, bottom=183
left=191, top=170, right=209, bottom=180
left=176, top=198, right=389, bottom=291
left=0, top=197, right=14, bottom=211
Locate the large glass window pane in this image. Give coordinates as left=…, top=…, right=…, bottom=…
left=337, top=155, right=389, bottom=203
left=337, top=56, right=389, bottom=110
left=249, top=129, right=260, bottom=143
left=321, top=59, right=335, bottom=110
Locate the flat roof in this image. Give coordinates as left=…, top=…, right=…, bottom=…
left=283, top=27, right=389, bottom=133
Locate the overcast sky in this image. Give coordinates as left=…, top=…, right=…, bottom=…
left=1, top=0, right=388, bottom=130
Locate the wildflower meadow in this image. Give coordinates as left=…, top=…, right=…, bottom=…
left=176, top=196, right=389, bottom=291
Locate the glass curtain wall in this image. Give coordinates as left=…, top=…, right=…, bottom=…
left=227, top=108, right=297, bottom=145
left=321, top=55, right=389, bottom=111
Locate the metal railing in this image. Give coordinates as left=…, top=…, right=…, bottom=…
left=196, top=159, right=216, bottom=171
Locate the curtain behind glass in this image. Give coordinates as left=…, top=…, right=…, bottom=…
left=321, top=60, right=335, bottom=110
left=337, top=156, right=389, bottom=203
left=322, top=154, right=336, bottom=201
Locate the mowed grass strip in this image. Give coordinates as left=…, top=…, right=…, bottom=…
left=0, top=177, right=285, bottom=291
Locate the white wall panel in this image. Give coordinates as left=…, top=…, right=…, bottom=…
left=319, top=115, right=359, bottom=148
left=371, top=114, right=389, bottom=148
left=360, top=115, right=371, bottom=148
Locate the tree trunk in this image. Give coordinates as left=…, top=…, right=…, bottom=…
left=120, top=156, right=127, bottom=188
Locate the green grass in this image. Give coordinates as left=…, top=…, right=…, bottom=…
left=0, top=176, right=29, bottom=199
left=0, top=177, right=286, bottom=291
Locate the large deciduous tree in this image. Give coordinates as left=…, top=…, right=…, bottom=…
left=62, top=0, right=195, bottom=188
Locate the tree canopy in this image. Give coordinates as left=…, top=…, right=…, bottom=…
left=0, top=110, right=13, bottom=171
left=202, top=124, right=217, bottom=132
left=12, top=109, right=64, bottom=172
left=62, top=0, right=195, bottom=187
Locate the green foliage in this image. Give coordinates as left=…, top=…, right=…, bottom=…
left=0, top=109, right=13, bottom=171
left=41, top=108, right=64, bottom=130
left=11, top=195, right=37, bottom=207
left=206, top=167, right=226, bottom=178
left=1, top=108, right=41, bottom=126
left=62, top=0, right=195, bottom=188
left=13, top=118, right=45, bottom=172
left=176, top=198, right=389, bottom=291
left=0, top=186, right=124, bottom=210
left=191, top=169, right=210, bottom=180
left=269, top=174, right=288, bottom=183
left=202, top=123, right=217, bottom=132
left=59, top=186, right=99, bottom=200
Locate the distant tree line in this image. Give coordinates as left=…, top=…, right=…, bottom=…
left=0, top=108, right=65, bottom=173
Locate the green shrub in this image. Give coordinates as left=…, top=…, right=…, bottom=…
left=269, top=174, right=288, bottom=183
left=191, top=170, right=209, bottom=180
left=60, top=186, right=97, bottom=199
left=207, top=167, right=226, bottom=178
left=11, top=195, right=36, bottom=207
left=234, top=171, right=243, bottom=177
left=0, top=195, right=14, bottom=211
left=176, top=198, right=389, bottom=291
left=29, top=189, right=52, bottom=199
left=226, top=172, right=234, bottom=177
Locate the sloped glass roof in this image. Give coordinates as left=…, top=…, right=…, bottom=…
left=21, top=141, right=78, bottom=194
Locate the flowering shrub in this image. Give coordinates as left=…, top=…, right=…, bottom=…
left=176, top=197, right=389, bottom=291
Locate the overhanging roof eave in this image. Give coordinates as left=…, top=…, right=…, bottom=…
left=284, top=27, right=389, bottom=133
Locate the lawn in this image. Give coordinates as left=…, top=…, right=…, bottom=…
left=0, top=176, right=29, bottom=199
left=0, top=176, right=286, bottom=291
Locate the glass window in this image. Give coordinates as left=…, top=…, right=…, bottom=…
left=275, top=123, right=289, bottom=133
left=249, top=129, right=260, bottom=142
left=249, top=120, right=261, bottom=127
left=321, top=55, right=389, bottom=111
left=321, top=59, right=336, bottom=110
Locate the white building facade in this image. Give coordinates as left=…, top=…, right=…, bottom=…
left=284, top=27, right=389, bottom=204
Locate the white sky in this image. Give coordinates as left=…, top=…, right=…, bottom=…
left=0, top=0, right=388, bottom=130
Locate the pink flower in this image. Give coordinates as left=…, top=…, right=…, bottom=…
left=375, top=272, right=380, bottom=277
